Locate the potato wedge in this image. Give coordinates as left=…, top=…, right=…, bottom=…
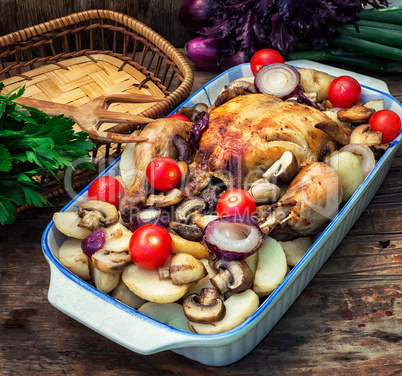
left=119, top=140, right=138, bottom=191
left=58, top=238, right=91, bottom=280
left=185, top=258, right=218, bottom=297
left=170, top=232, right=209, bottom=259
left=188, top=289, right=259, bottom=334
left=297, top=68, right=334, bottom=101
left=111, top=280, right=145, bottom=309
left=53, top=211, right=91, bottom=239
left=89, top=260, right=121, bottom=293
left=364, top=99, right=385, bottom=112
left=253, top=236, right=287, bottom=297
left=328, top=151, right=364, bottom=203
left=122, top=263, right=189, bottom=303
left=279, top=236, right=313, bottom=267
left=103, top=222, right=133, bottom=252
left=138, top=302, right=191, bottom=332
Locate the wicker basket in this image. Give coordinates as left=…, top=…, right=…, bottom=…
left=0, top=9, right=193, bottom=213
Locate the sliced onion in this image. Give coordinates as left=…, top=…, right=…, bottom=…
left=202, top=215, right=263, bottom=261
left=130, top=208, right=170, bottom=232
left=254, top=63, right=300, bottom=99
left=340, top=143, right=376, bottom=178
left=81, top=228, right=107, bottom=257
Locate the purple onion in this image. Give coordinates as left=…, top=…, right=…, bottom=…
left=219, top=49, right=249, bottom=71
left=296, top=88, right=320, bottom=109
left=254, top=63, right=300, bottom=99
left=202, top=215, right=264, bottom=261
left=185, top=36, right=223, bottom=71
left=188, top=111, right=209, bottom=149
left=81, top=228, right=107, bottom=257
left=178, top=0, right=215, bottom=33
left=130, top=208, right=170, bottom=232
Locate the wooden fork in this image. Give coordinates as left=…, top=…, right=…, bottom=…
left=16, top=92, right=165, bottom=143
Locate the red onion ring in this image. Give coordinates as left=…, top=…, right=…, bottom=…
left=202, top=215, right=263, bottom=261
left=254, top=63, right=300, bottom=99
left=339, top=143, right=376, bottom=178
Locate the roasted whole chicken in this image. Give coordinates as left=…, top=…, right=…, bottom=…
left=120, top=92, right=340, bottom=236
left=183, top=94, right=333, bottom=196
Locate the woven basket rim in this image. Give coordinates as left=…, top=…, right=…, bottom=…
left=0, top=9, right=194, bottom=114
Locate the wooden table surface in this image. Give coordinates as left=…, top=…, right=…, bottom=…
left=1, top=57, right=401, bottom=376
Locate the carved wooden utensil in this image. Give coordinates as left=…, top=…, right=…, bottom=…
left=16, top=92, right=164, bottom=143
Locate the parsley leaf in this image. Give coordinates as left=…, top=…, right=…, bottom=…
left=0, top=85, right=95, bottom=225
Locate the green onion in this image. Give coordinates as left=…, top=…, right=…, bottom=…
left=335, top=24, right=402, bottom=48
left=356, top=19, right=402, bottom=31
left=286, top=48, right=402, bottom=73
left=329, top=35, right=402, bottom=61
left=358, top=6, right=402, bottom=24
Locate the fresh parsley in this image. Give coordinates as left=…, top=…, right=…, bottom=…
left=0, top=83, right=95, bottom=225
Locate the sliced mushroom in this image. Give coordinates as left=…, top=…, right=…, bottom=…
left=183, top=288, right=226, bottom=324
left=146, top=188, right=184, bottom=207
left=262, top=151, right=299, bottom=184
left=173, top=196, right=207, bottom=223
left=210, top=259, right=254, bottom=295
left=199, top=185, right=223, bottom=213
left=169, top=221, right=202, bottom=242
left=177, top=161, right=189, bottom=185
left=188, top=289, right=259, bottom=334
left=77, top=200, right=119, bottom=231
left=319, top=140, right=338, bottom=163
left=315, top=119, right=352, bottom=146
left=160, top=253, right=207, bottom=285
left=122, top=263, right=189, bottom=303
left=248, top=179, right=281, bottom=204
left=337, top=105, right=375, bottom=124
left=91, top=249, right=132, bottom=274
left=172, top=134, right=195, bottom=164
left=350, top=124, right=382, bottom=146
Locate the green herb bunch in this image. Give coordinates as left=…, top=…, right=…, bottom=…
left=0, top=83, right=94, bottom=225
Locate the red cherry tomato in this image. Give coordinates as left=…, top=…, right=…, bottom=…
left=327, top=75, right=361, bottom=108
left=146, top=157, right=181, bottom=192
left=128, top=224, right=172, bottom=270
left=250, top=49, right=284, bottom=76
left=167, top=114, right=190, bottom=121
left=88, top=176, right=125, bottom=208
left=369, top=109, right=401, bottom=143
left=216, top=189, right=257, bottom=217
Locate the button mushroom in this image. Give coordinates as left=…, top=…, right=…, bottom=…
left=158, top=253, right=207, bottom=285
left=91, top=249, right=132, bottom=274
left=169, top=221, right=203, bottom=242
left=210, top=259, right=254, bottom=295
left=248, top=178, right=281, bottom=204
left=145, top=188, right=184, bottom=207
left=172, top=134, right=195, bottom=164
left=183, top=287, right=226, bottom=324
left=350, top=124, right=382, bottom=147
left=262, top=151, right=299, bottom=184
left=77, top=200, right=119, bottom=231
left=173, top=196, right=207, bottom=223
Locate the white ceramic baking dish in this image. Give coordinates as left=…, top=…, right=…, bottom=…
left=41, top=60, right=402, bottom=366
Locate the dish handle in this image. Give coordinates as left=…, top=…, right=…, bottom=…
left=46, top=260, right=195, bottom=354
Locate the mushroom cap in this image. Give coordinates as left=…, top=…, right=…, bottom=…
left=78, top=200, right=119, bottom=231
left=174, top=196, right=208, bottom=223
left=91, top=249, right=132, bottom=274
left=263, top=151, right=299, bottom=184
left=211, top=259, right=254, bottom=294
left=183, top=288, right=226, bottom=324
left=146, top=188, right=184, bottom=207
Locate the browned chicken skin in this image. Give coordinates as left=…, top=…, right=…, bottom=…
left=255, top=162, right=342, bottom=236
left=119, top=118, right=192, bottom=220
left=184, top=94, right=333, bottom=196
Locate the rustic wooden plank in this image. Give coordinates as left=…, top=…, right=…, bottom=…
left=0, top=0, right=195, bottom=48
left=1, top=57, right=401, bottom=375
